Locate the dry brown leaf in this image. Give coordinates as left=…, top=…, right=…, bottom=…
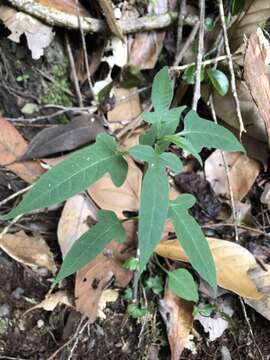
left=107, top=88, right=141, bottom=131
left=205, top=151, right=260, bottom=201
left=244, top=28, right=270, bottom=148
left=119, top=126, right=146, bottom=150
left=88, top=156, right=142, bottom=219
left=155, top=238, right=263, bottom=299
left=0, top=117, right=44, bottom=183
left=229, top=0, right=270, bottom=52
left=0, top=230, right=56, bottom=273
left=159, top=288, right=193, bottom=360
left=24, top=291, right=73, bottom=315
left=36, top=0, right=90, bottom=16
left=0, top=6, right=54, bottom=59
left=245, top=264, right=270, bottom=321
left=98, top=0, right=124, bottom=41
left=75, top=239, right=134, bottom=322
left=57, top=194, right=98, bottom=257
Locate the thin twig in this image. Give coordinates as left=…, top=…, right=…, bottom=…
left=218, top=0, right=245, bottom=138
left=174, top=0, right=186, bottom=64
left=0, top=185, right=32, bottom=209
left=75, top=0, right=94, bottom=98
left=65, top=33, right=83, bottom=107
left=173, top=20, right=200, bottom=66
left=192, top=0, right=205, bottom=110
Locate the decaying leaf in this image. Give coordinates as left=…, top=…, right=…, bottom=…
left=75, top=239, right=134, bottom=322
left=57, top=194, right=98, bottom=257
left=18, top=115, right=105, bottom=161
left=0, top=6, right=54, bottom=59
left=97, top=289, right=119, bottom=319
left=155, top=238, right=263, bottom=299
left=36, top=0, right=90, bottom=16
left=229, top=0, right=270, bottom=52
left=119, top=126, right=146, bottom=150
left=24, top=290, right=73, bottom=315
left=261, top=183, right=270, bottom=209
left=0, top=230, right=56, bottom=273
left=194, top=298, right=234, bottom=341
left=98, top=0, right=124, bottom=41
left=205, top=151, right=260, bottom=201
left=0, top=117, right=44, bottom=183
left=159, top=288, right=194, bottom=360
left=107, top=88, right=142, bottom=131
left=88, top=156, right=142, bottom=219
left=244, top=28, right=270, bottom=147
left=245, top=264, right=270, bottom=321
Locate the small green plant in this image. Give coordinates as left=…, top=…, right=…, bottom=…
left=1, top=67, right=245, bottom=301
left=16, top=74, right=29, bottom=86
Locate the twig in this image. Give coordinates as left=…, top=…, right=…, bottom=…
left=75, top=0, right=94, bottom=98
left=218, top=0, right=245, bottom=138
left=174, top=0, right=186, bottom=64
left=192, top=0, right=205, bottom=110
left=7, top=0, right=198, bottom=34
left=36, top=69, right=74, bottom=98
left=0, top=185, right=32, bottom=209
left=65, top=33, right=83, bottom=107
left=173, top=20, right=200, bottom=66
left=203, top=222, right=270, bottom=239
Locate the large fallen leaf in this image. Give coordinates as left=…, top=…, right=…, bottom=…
left=245, top=264, right=270, bottom=321
left=205, top=151, right=260, bottom=201
left=36, top=0, right=90, bottom=16
left=57, top=194, right=98, bottom=257
left=18, top=115, right=105, bottom=161
left=159, top=288, right=194, bottom=360
left=155, top=238, right=263, bottom=299
left=0, top=117, right=44, bottom=183
left=88, top=156, right=142, bottom=219
left=229, top=0, right=270, bottom=52
left=107, top=88, right=142, bottom=131
left=0, top=230, right=56, bottom=273
left=24, top=291, right=73, bottom=315
left=75, top=239, right=134, bottom=322
left=244, top=28, right=270, bottom=147
left=0, top=6, right=54, bottom=59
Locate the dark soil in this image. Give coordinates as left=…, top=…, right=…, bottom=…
left=0, top=23, right=270, bottom=360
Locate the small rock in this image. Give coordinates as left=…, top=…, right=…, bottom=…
left=37, top=319, right=44, bottom=328
left=0, top=304, right=10, bottom=318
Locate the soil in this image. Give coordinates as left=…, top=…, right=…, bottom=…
left=0, top=22, right=270, bottom=360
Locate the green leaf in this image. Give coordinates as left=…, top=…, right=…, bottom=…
left=123, top=257, right=139, bottom=271
left=138, top=157, right=169, bottom=275
left=128, top=145, right=156, bottom=163
left=204, top=17, right=215, bottom=32
left=54, top=210, right=126, bottom=283
left=145, top=275, right=163, bottom=295
left=123, top=288, right=133, bottom=301
left=139, top=124, right=158, bottom=146
left=180, top=111, right=245, bottom=153
left=168, top=269, right=198, bottom=302
left=2, top=133, right=128, bottom=219
left=182, top=65, right=205, bottom=85
left=98, top=81, right=113, bottom=104
left=127, top=304, right=148, bottom=318
left=207, top=68, right=229, bottom=96
left=120, top=64, right=145, bottom=89
left=160, top=152, right=183, bottom=172
left=169, top=194, right=217, bottom=292
left=151, top=66, right=173, bottom=112
left=162, top=135, right=202, bottom=165
left=232, top=0, right=246, bottom=15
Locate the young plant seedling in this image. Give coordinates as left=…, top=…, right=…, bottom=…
left=1, top=67, right=245, bottom=301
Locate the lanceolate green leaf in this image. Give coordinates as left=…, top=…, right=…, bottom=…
left=138, top=158, right=169, bottom=275
left=180, top=111, right=245, bottom=153
left=54, top=210, right=126, bottom=284
left=2, top=133, right=128, bottom=219
left=151, top=66, right=173, bottom=112
left=168, top=269, right=199, bottom=301
left=169, top=194, right=217, bottom=292
left=207, top=68, right=229, bottom=96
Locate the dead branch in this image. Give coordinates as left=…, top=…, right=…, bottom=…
left=6, top=0, right=198, bottom=34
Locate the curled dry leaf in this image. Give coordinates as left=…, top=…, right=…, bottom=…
left=24, top=290, right=73, bottom=315
left=0, top=117, right=44, bottom=184
left=159, top=288, right=194, bottom=360
left=244, top=28, right=270, bottom=147
left=229, top=0, right=270, bottom=52
left=97, top=289, right=119, bottom=320
left=88, top=156, right=142, bottom=219
left=98, top=0, right=124, bottom=41
left=57, top=194, right=98, bottom=257
left=155, top=238, right=263, bottom=299
left=18, top=115, right=105, bottom=161
left=245, top=264, right=270, bottom=321
left=0, top=6, right=54, bottom=59
left=205, top=151, right=260, bottom=201
left=107, top=88, right=142, bottom=131
left=0, top=230, right=56, bottom=273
